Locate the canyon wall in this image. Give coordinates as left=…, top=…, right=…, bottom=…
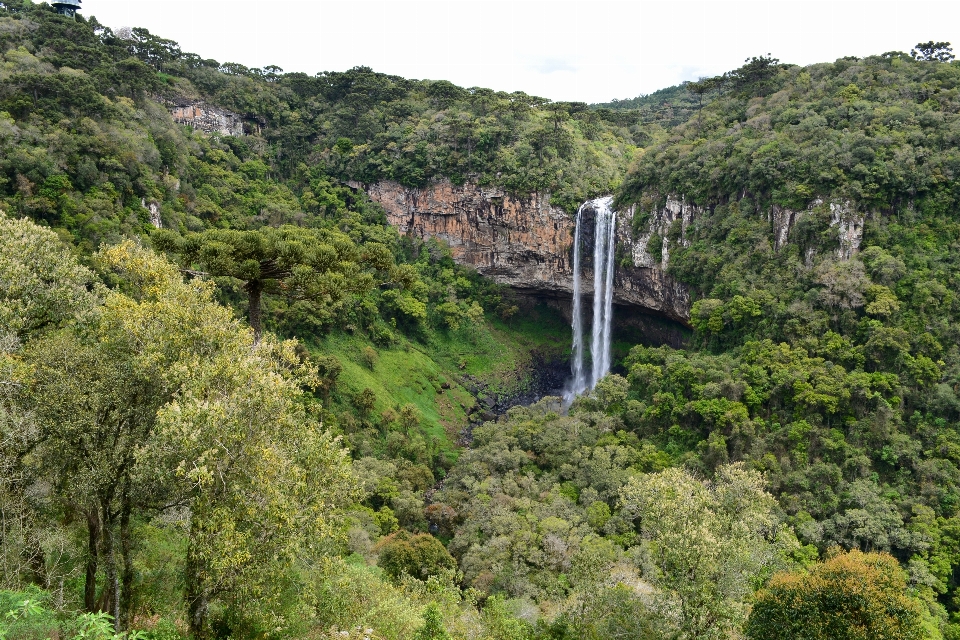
left=361, top=180, right=692, bottom=325
left=633, top=196, right=865, bottom=267
left=361, top=180, right=867, bottom=328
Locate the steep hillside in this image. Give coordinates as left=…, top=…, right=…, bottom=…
left=3, top=1, right=960, bottom=638
left=592, top=82, right=707, bottom=132
left=0, top=1, right=590, bottom=441
left=611, top=50, right=960, bottom=624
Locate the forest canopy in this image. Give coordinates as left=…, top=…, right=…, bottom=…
left=0, top=1, right=959, bottom=639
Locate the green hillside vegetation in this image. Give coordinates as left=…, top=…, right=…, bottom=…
left=0, top=3, right=576, bottom=637
left=592, top=82, right=708, bottom=132
left=613, top=47, right=960, bottom=633
left=0, top=0, right=570, bottom=461
left=1, top=1, right=959, bottom=639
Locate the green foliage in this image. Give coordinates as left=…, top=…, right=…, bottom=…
left=611, top=49, right=960, bottom=630
left=746, top=549, right=927, bottom=640
left=0, top=212, right=99, bottom=336
left=618, top=52, right=960, bottom=211
left=0, top=4, right=637, bottom=236
left=362, top=345, right=379, bottom=370
left=435, top=396, right=800, bottom=637
left=376, top=531, right=456, bottom=581
left=438, top=397, right=633, bottom=599
left=6, top=4, right=960, bottom=638
left=0, top=590, right=155, bottom=640
left=413, top=603, right=451, bottom=640
left=620, top=464, right=795, bottom=639
left=912, top=42, right=955, bottom=62
left=309, top=558, right=424, bottom=639
left=2, top=226, right=359, bottom=638
left=592, top=83, right=709, bottom=134
left=154, top=224, right=377, bottom=338
left=0, top=588, right=57, bottom=640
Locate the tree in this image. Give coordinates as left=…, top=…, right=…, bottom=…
left=0, top=213, right=98, bottom=338
left=911, top=41, right=954, bottom=62
left=96, top=242, right=360, bottom=638
left=5, top=232, right=360, bottom=636
left=619, top=464, right=793, bottom=639
left=731, top=54, right=781, bottom=97
left=0, top=215, right=100, bottom=601
left=686, top=77, right=720, bottom=131
left=124, top=27, right=182, bottom=71
left=154, top=226, right=378, bottom=341
left=413, top=603, right=452, bottom=640
left=19, top=240, right=254, bottom=626
left=26, top=330, right=166, bottom=621
left=376, top=531, right=456, bottom=580
left=745, top=550, right=926, bottom=640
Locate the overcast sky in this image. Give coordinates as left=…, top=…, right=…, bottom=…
left=83, top=0, right=960, bottom=103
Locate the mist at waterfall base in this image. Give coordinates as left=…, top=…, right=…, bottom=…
left=563, top=196, right=617, bottom=405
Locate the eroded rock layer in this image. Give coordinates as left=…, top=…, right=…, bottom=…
left=361, top=180, right=869, bottom=329
left=361, top=180, right=692, bottom=324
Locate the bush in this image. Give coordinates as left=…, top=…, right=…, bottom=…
left=0, top=588, right=58, bottom=640
left=362, top=345, right=379, bottom=370
left=376, top=531, right=456, bottom=580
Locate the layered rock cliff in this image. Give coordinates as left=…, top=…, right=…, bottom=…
left=360, top=180, right=868, bottom=330
left=635, top=195, right=865, bottom=266
left=361, top=180, right=693, bottom=325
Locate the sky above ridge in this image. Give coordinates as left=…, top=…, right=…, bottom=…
left=85, top=0, right=960, bottom=103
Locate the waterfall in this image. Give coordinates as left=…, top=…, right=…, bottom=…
left=565, top=196, right=616, bottom=403
left=569, top=205, right=587, bottom=398
left=597, top=206, right=617, bottom=385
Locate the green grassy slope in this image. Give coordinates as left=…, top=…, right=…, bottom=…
left=314, top=299, right=570, bottom=458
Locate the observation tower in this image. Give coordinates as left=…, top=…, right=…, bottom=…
left=52, top=0, right=81, bottom=17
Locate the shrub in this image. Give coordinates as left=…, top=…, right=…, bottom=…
left=376, top=531, right=456, bottom=580
left=362, top=345, right=379, bottom=370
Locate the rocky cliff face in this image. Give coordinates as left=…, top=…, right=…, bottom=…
left=636, top=195, right=865, bottom=265
left=361, top=180, right=868, bottom=329
left=361, top=180, right=692, bottom=325
left=169, top=100, right=244, bottom=137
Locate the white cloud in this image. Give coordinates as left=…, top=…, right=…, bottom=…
left=531, top=58, right=579, bottom=75
left=83, top=0, right=960, bottom=102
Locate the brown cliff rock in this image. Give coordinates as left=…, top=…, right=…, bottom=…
left=361, top=180, right=692, bottom=325
left=169, top=100, right=244, bottom=137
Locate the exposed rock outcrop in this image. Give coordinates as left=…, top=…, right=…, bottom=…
left=362, top=180, right=692, bottom=324
left=169, top=100, right=244, bottom=136
left=141, top=198, right=162, bottom=228
left=635, top=195, right=865, bottom=264
left=361, top=180, right=867, bottom=329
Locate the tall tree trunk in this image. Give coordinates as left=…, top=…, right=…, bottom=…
left=84, top=507, right=100, bottom=612
left=119, top=498, right=134, bottom=630
left=101, top=501, right=120, bottom=630
left=186, top=550, right=209, bottom=640
left=245, top=280, right=264, bottom=343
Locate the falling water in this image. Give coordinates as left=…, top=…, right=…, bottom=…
left=569, top=205, right=586, bottom=397
left=597, top=206, right=617, bottom=385
left=565, top=196, right=616, bottom=403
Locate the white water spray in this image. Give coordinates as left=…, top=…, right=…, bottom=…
left=570, top=205, right=586, bottom=396
left=597, top=207, right=617, bottom=384
left=565, top=196, right=616, bottom=403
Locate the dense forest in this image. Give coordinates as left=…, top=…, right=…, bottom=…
left=1, top=1, right=960, bottom=639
